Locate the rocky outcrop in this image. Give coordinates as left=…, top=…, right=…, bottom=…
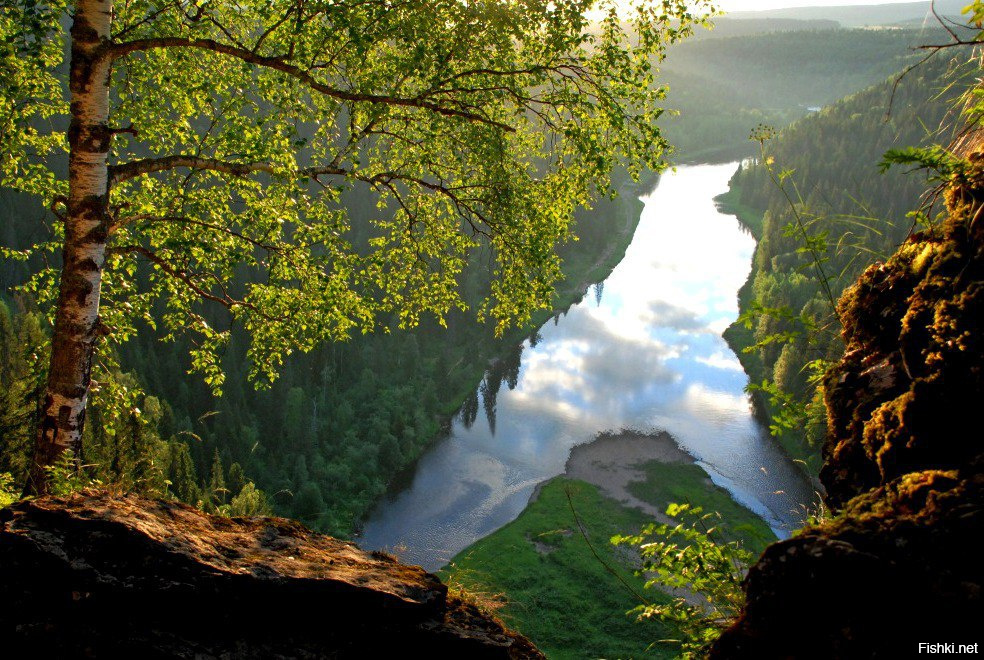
left=710, top=155, right=984, bottom=657
left=0, top=491, right=541, bottom=659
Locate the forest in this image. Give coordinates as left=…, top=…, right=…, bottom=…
left=2, top=1, right=982, bottom=657
left=720, top=54, right=968, bottom=472
left=0, top=13, right=954, bottom=535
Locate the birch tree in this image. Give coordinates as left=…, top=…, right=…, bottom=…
left=0, top=0, right=710, bottom=494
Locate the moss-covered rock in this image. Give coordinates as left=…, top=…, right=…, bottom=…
left=822, top=166, right=983, bottom=505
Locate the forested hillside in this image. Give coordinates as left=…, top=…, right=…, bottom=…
left=1, top=176, right=640, bottom=535
left=659, top=27, right=946, bottom=160
left=720, top=55, right=967, bottom=473
left=726, top=0, right=965, bottom=26
left=1, top=14, right=964, bottom=536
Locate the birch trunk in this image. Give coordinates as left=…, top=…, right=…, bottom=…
left=26, top=0, right=114, bottom=495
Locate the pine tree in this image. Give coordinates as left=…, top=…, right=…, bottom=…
left=208, top=449, right=227, bottom=507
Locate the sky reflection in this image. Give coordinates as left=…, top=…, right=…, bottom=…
left=359, top=163, right=815, bottom=571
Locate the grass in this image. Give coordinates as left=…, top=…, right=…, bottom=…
left=442, top=462, right=778, bottom=658
left=442, top=477, right=675, bottom=659
left=625, top=461, right=776, bottom=555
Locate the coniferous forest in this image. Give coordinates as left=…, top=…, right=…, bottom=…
left=2, top=1, right=982, bottom=657
left=721, top=54, right=970, bottom=472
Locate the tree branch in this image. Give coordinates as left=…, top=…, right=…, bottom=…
left=109, top=155, right=347, bottom=185
left=114, top=244, right=240, bottom=309
left=106, top=38, right=515, bottom=132
left=115, top=214, right=281, bottom=253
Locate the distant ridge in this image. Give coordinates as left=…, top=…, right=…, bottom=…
left=695, top=17, right=840, bottom=39
left=726, top=0, right=965, bottom=28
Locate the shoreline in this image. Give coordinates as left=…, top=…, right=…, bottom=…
left=359, top=177, right=651, bottom=533
left=527, top=428, right=697, bottom=524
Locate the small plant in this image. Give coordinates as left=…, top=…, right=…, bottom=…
left=441, top=562, right=508, bottom=618
left=44, top=450, right=99, bottom=496
left=612, top=503, right=753, bottom=658
left=0, top=472, right=19, bottom=508
left=796, top=493, right=831, bottom=529
left=216, top=483, right=273, bottom=518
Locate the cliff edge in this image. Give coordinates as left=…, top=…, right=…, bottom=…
left=0, top=491, right=542, bottom=658
left=710, top=154, right=984, bottom=657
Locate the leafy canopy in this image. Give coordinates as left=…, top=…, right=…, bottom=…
left=1, top=0, right=711, bottom=391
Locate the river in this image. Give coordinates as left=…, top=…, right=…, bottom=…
left=359, top=162, right=816, bottom=572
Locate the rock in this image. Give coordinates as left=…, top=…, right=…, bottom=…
left=0, top=491, right=542, bottom=659
left=710, top=151, right=984, bottom=657
left=710, top=470, right=982, bottom=658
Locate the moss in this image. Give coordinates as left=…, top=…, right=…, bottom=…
left=821, top=165, right=984, bottom=505
left=711, top=156, right=984, bottom=658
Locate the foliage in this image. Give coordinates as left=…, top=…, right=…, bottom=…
left=623, top=462, right=775, bottom=553
left=0, top=472, right=17, bottom=508
left=963, top=0, right=984, bottom=34
left=2, top=0, right=715, bottom=519
left=878, top=145, right=972, bottom=182
left=44, top=450, right=99, bottom=496
left=0, top=0, right=67, bottom=199
left=0, top=297, right=272, bottom=510
left=3, top=0, right=713, bottom=396
left=223, top=482, right=273, bottom=517
left=722, top=56, right=969, bottom=470
left=0, top=158, right=643, bottom=537
left=612, top=503, right=754, bottom=658
left=0, top=298, right=45, bottom=480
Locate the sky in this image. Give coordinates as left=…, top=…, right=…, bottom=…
left=716, top=0, right=931, bottom=10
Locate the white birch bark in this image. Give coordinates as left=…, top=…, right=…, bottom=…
left=27, top=0, right=114, bottom=494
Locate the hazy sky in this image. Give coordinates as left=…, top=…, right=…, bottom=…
left=716, top=0, right=930, bottom=10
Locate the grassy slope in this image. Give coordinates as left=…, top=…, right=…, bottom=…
left=442, top=462, right=775, bottom=658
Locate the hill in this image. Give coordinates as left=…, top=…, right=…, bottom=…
left=660, top=27, right=946, bottom=160
left=719, top=54, right=968, bottom=471
left=727, top=0, right=965, bottom=27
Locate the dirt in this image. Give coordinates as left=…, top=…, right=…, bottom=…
left=562, top=429, right=694, bottom=524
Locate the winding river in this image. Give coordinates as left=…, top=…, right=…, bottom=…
left=359, top=163, right=816, bottom=572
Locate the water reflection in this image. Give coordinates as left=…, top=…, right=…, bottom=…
left=360, top=163, right=815, bottom=571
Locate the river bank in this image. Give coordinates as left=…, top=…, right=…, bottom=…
left=441, top=429, right=775, bottom=658
left=714, top=179, right=824, bottom=479
left=359, top=163, right=815, bottom=574
left=555, top=429, right=692, bottom=523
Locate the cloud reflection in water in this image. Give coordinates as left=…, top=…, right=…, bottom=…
left=360, top=163, right=815, bottom=571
